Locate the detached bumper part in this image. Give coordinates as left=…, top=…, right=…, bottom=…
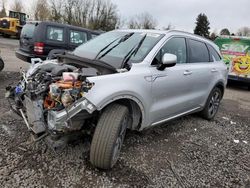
left=47, top=98, right=96, bottom=132
left=25, top=97, right=46, bottom=134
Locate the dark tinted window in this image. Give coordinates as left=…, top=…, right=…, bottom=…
left=70, top=30, right=87, bottom=44
left=21, top=24, right=35, bottom=38
left=47, top=26, right=64, bottom=42
left=207, top=45, right=221, bottom=61
left=188, top=39, right=209, bottom=63
left=154, top=37, right=187, bottom=64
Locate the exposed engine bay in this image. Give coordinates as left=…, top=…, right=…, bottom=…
left=6, top=60, right=99, bottom=137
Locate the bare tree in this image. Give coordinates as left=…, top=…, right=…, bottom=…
left=128, top=12, right=157, bottom=29
left=163, top=23, right=174, bottom=30
left=87, top=0, right=119, bottom=31
left=49, top=0, right=64, bottom=22
left=44, top=0, right=120, bottom=31
left=33, top=0, right=50, bottom=21
left=11, top=0, right=23, bottom=12
left=0, top=0, right=7, bottom=17
left=237, top=27, right=250, bottom=37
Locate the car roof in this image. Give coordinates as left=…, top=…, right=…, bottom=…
left=25, top=21, right=100, bottom=34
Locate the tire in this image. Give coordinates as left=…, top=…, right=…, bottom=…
left=0, top=58, right=4, bottom=71
left=90, top=103, right=129, bottom=169
left=200, top=87, right=222, bottom=120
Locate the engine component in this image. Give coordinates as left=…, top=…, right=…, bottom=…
left=61, top=90, right=74, bottom=107
left=63, top=72, right=79, bottom=82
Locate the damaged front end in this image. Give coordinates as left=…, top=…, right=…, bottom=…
left=5, top=58, right=101, bottom=142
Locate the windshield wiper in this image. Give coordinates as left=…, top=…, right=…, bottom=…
left=94, top=37, right=120, bottom=60
left=122, top=34, right=147, bottom=68
left=96, top=32, right=134, bottom=60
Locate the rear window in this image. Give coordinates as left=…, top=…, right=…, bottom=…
left=47, top=26, right=64, bottom=42
left=21, top=23, right=36, bottom=38
left=188, top=39, right=210, bottom=63
left=207, top=45, right=221, bottom=61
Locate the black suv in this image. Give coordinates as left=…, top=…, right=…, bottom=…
left=16, top=21, right=101, bottom=62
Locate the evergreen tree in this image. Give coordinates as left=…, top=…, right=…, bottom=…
left=194, top=13, right=210, bottom=38
left=220, top=28, right=230, bottom=36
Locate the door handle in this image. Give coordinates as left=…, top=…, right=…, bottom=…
left=183, top=70, right=192, bottom=75
left=211, top=68, right=218, bottom=73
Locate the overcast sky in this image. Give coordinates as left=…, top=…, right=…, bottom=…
left=112, top=0, right=249, bottom=33
left=4, top=0, right=250, bottom=33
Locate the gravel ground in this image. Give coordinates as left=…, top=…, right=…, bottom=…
left=0, top=36, right=29, bottom=72
left=0, top=71, right=249, bottom=188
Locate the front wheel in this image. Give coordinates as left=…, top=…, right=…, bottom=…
left=0, top=58, right=4, bottom=71
left=90, top=103, right=129, bottom=169
left=200, top=87, right=222, bottom=120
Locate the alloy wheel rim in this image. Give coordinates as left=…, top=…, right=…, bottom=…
left=111, top=116, right=128, bottom=166
left=208, top=91, right=220, bottom=117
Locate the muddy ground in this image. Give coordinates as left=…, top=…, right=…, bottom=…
left=0, top=70, right=249, bottom=188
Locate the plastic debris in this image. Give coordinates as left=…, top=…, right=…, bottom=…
left=222, top=117, right=230, bottom=120
left=233, top=139, right=240, bottom=144
left=243, top=141, right=248, bottom=144
left=230, top=121, right=236, bottom=125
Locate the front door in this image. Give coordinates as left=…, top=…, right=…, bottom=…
left=149, top=37, right=195, bottom=124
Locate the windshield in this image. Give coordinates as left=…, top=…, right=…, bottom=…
left=73, top=31, right=164, bottom=68
left=21, top=23, right=36, bottom=38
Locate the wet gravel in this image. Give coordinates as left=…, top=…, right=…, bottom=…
left=0, top=71, right=249, bottom=188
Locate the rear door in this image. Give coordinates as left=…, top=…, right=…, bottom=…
left=186, top=39, right=216, bottom=107
left=19, top=23, right=36, bottom=53
left=68, top=29, right=88, bottom=51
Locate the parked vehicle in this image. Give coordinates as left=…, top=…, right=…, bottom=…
left=215, top=36, right=250, bottom=89
left=0, top=10, right=27, bottom=38
left=0, top=55, right=4, bottom=71
left=6, top=30, right=227, bottom=169
left=16, top=21, right=101, bottom=62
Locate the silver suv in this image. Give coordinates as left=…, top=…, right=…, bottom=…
left=7, top=30, right=228, bottom=169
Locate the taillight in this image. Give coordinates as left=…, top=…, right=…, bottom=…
left=34, top=42, right=44, bottom=55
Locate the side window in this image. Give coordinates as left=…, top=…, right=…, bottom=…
left=70, top=30, right=88, bottom=45
left=207, top=45, right=221, bottom=62
left=91, top=33, right=98, bottom=39
left=188, top=39, right=209, bottom=63
left=153, top=37, right=187, bottom=65
left=47, top=26, right=64, bottom=42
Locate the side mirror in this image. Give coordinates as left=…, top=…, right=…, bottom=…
left=157, top=53, right=177, bottom=71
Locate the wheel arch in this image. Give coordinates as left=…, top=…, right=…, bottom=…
left=214, top=81, right=225, bottom=97
left=98, top=95, right=145, bottom=131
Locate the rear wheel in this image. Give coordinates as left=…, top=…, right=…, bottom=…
left=90, top=103, right=129, bottom=169
left=200, top=87, right=222, bottom=120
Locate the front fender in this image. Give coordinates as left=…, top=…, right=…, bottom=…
left=84, top=64, right=152, bottom=127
